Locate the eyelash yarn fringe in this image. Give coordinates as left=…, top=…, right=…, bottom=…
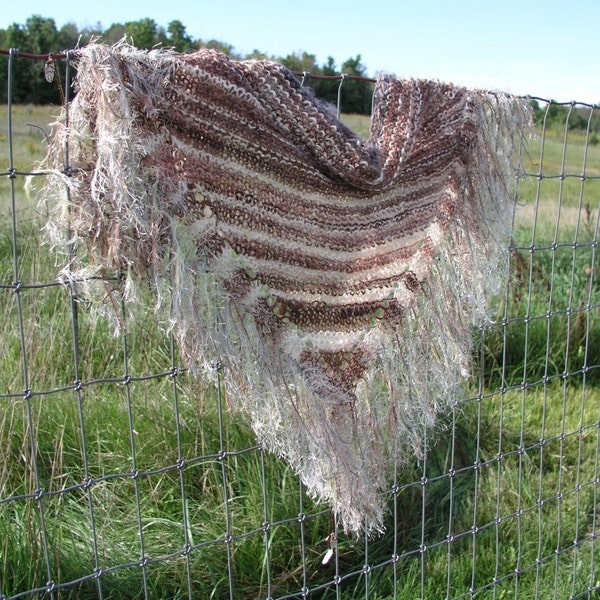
left=44, top=42, right=530, bottom=534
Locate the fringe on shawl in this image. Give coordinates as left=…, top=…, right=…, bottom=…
left=43, top=42, right=530, bottom=534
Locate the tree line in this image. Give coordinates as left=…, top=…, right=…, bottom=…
left=1, top=15, right=598, bottom=134
left=530, top=99, right=600, bottom=141
left=0, top=15, right=373, bottom=113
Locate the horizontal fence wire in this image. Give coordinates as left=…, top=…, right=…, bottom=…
left=1, top=47, right=599, bottom=600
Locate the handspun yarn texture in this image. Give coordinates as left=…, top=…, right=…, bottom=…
left=45, top=43, right=528, bottom=534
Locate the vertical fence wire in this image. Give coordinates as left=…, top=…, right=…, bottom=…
left=1, top=47, right=599, bottom=600
left=216, top=364, right=236, bottom=600
left=5, top=48, right=55, bottom=600
left=570, top=114, right=597, bottom=600
left=419, top=425, right=429, bottom=600
left=169, top=330, right=194, bottom=600
left=61, top=50, right=105, bottom=600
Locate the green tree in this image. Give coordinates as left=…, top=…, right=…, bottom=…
left=245, top=49, right=271, bottom=60
left=0, top=24, right=29, bottom=103
left=25, top=16, right=68, bottom=104
left=311, top=56, right=339, bottom=108
left=57, top=22, right=81, bottom=50
left=166, top=20, right=194, bottom=52
left=0, top=14, right=382, bottom=114
left=199, top=39, right=238, bottom=57
left=280, top=51, right=320, bottom=76
left=103, top=22, right=126, bottom=45
left=0, top=17, right=63, bottom=104
left=24, top=15, right=59, bottom=54
left=79, top=21, right=104, bottom=45
left=124, top=18, right=158, bottom=49
left=339, top=54, right=373, bottom=114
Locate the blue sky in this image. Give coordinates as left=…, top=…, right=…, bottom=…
left=2, top=0, right=599, bottom=103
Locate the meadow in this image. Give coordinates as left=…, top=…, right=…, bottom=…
left=1, top=106, right=599, bottom=599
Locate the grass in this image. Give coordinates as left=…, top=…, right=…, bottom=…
left=1, top=106, right=599, bottom=599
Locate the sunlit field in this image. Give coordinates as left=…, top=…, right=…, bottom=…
left=1, top=105, right=599, bottom=599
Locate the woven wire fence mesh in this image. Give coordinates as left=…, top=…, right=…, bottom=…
left=1, top=48, right=599, bottom=600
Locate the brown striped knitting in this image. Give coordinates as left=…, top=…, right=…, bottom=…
left=45, top=43, right=528, bottom=534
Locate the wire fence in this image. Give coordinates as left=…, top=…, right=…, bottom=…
left=1, top=48, right=599, bottom=599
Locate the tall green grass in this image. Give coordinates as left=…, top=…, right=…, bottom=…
left=1, top=107, right=599, bottom=599
left=481, top=213, right=599, bottom=389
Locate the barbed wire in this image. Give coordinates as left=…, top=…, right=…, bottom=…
left=3, top=46, right=600, bottom=107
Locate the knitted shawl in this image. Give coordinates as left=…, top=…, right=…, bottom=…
left=46, top=43, right=527, bottom=534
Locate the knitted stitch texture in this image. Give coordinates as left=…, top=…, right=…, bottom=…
left=45, top=43, right=528, bottom=534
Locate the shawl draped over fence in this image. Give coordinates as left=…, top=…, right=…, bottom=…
left=45, top=43, right=528, bottom=534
